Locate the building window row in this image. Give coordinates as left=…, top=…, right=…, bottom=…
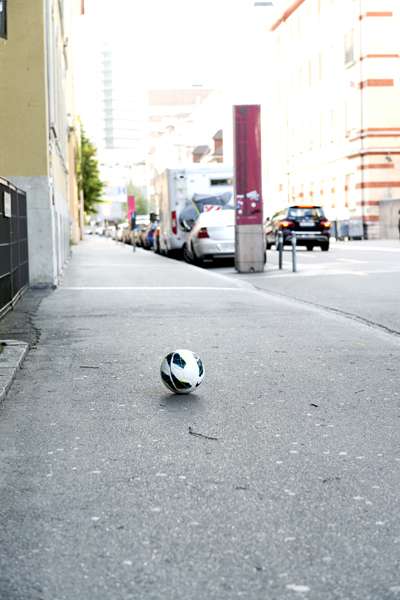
left=290, top=175, right=355, bottom=210
left=289, top=106, right=355, bottom=155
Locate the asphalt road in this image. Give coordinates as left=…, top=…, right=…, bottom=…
left=0, top=236, right=399, bottom=600
left=213, top=239, right=400, bottom=335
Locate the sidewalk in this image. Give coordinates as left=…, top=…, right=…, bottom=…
left=0, top=236, right=399, bottom=600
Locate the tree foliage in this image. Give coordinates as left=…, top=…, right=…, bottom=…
left=78, top=128, right=106, bottom=214
left=127, top=180, right=148, bottom=215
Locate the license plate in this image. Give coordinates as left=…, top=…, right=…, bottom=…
left=219, top=243, right=234, bottom=251
left=300, top=222, right=313, bottom=227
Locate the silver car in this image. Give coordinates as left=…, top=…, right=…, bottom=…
left=183, top=209, right=235, bottom=265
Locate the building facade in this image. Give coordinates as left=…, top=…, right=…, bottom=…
left=263, top=0, right=400, bottom=238
left=0, top=0, right=82, bottom=285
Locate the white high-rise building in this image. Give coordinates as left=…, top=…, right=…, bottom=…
left=100, top=41, right=147, bottom=165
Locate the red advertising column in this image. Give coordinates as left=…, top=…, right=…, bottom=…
left=234, top=105, right=264, bottom=272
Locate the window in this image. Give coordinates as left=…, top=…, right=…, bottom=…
left=345, top=174, right=356, bottom=209
left=291, top=130, right=295, bottom=156
left=290, top=74, right=293, bottom=99
left=318, top=0, right=322, bottom=18
left=300, top=184, right=304, bottom=199
left=300, top=124, right=304, bottom=153
left=309, top=120, right=313, bottom=150
left=299, top=68, right=302, bottom=93
left=319, top=115, right=323, bottom=146
left=308, top=61, right=312, bottom=86
left=292, top=185, right=296, bottom=200
left=310, top=182, right=314, bottom=199
left=345, top=100, right=355, bottom=136
left=330, top=109, right=335, bottom=142
left=345, top=29, right=354, bottom=64
left=279, top=184, right=283, bottom=192
left=345, top=174, right=355, bottom=209
left=307, top=7, right=311, bottom=25
left=278, top=82, right=281, bottom=102
left=330, top=45, right=335, bottom=75
left=320, top=180, right=325, bottom=204
left=0, top=0, right=7, bottom=39
left=331, top=177, right=336, bottom=208
left=288, top=206, right=325, bottom=218
left=319, top=53, right=323, bottom=81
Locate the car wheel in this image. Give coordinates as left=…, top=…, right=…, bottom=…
left=306, top=244, right=313, bottom=251
left=183, top=243, right=194, bottom=264
left=266, top=241, right=272, bottom=250
left=275, top=234, right=280, bottom=250
left=321, top=242, right=329, bottom=251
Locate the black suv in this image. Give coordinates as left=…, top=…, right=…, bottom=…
left=265, top=205, right=330, bottom=251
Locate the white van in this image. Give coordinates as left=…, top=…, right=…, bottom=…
left=154, top=165, right=234, bottom=256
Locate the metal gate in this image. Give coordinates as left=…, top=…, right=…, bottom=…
left=0, top=177, right=29, bottom=319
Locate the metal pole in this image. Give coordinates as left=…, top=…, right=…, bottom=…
left=292, top=231, right=297, bottom=272
left=278, top=231, right=283, bottom=269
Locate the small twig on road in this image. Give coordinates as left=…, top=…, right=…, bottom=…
left=354, top=390, right=365, bottom=394
left=310, top=403, right=318, bottom=407
left=79, top=366, right=100, bottom=369
left=188, top=427, right=218, bottom=441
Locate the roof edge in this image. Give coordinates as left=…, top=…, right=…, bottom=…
left=270, top=0, right=307, bottom=32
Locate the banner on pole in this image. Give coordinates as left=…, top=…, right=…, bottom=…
left=234, top=105, right=262, bottom=226
left=127, top=195, right=136, bottom=220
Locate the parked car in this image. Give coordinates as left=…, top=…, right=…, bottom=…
left=117, top=223, right=130, bottom=242
left=136, top=222, right=150, bottom=247
left=142, top=221, right=159, bottom=250
left=183, top=209, right=235, bottom=265
left=153, top=224, right=161, bottom=254
left=264, top=205, right=330, bottom=251
left=95, top=226, right=105, bottom=236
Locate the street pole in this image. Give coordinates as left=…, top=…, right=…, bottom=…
left=234, top=105, right=264, bottom=273
left=292, top=231, right=297, bottom=272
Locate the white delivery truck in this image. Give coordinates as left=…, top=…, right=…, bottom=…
left=154, top=164, right=234, bottom=256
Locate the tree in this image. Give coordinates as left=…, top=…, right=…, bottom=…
left=127, top=180, right=148, bottom=215
left=77, top=128, right=106, bottom=214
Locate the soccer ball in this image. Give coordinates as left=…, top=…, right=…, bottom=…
left=160, top=349, right=204, bottom=394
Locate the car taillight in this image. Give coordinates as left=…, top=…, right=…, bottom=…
left=320, top=220, right=330, bottom=228
left=197, top=227, right=210, bottom=239
left=281, top=219, right=294, bottom=228
left=171, top=211, right=177, bottom=235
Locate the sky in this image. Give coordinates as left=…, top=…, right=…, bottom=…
left=72, top=0, right=280, bottom=146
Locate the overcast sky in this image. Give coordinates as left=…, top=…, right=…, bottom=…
left=73, top=0, right=278, bottom=142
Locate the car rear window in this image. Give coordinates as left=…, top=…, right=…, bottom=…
left=198, top=209, right=235, bottom=226
left=288, top=207, right=325, bottom=218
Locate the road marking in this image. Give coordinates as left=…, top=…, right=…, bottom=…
left=329, top=269, right=368, bottom=276
left=59, top=286, right=242, bottom=291
left=337, top=258, right=369, bottom=264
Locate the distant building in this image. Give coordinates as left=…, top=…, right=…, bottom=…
left=101, top=41, right=147, bottom=164
left=147, top=87, right=215, bottom=203
left=0, top=0, right=82, bottom=285
left=263, top=0, right=400, bottom=238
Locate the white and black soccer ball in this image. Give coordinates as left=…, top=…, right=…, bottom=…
left=160, top=349, right=204, bottom=394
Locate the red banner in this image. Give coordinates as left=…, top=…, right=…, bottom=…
left=127, top=195, right=136, bottom=220
left=234, top=105, right=262, bottom=226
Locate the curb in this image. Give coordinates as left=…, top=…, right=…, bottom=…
left=0, top=340, right=29, bottom=404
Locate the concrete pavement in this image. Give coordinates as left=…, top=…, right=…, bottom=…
left=0, top=236, right=399, bottom=600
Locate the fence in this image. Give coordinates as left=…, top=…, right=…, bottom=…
left=0, top=177, right=29, bottom=319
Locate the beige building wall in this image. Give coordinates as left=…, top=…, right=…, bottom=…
left=263, top=0, right=400, bottom=238
left=0, top=0, right=80, bottom=285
